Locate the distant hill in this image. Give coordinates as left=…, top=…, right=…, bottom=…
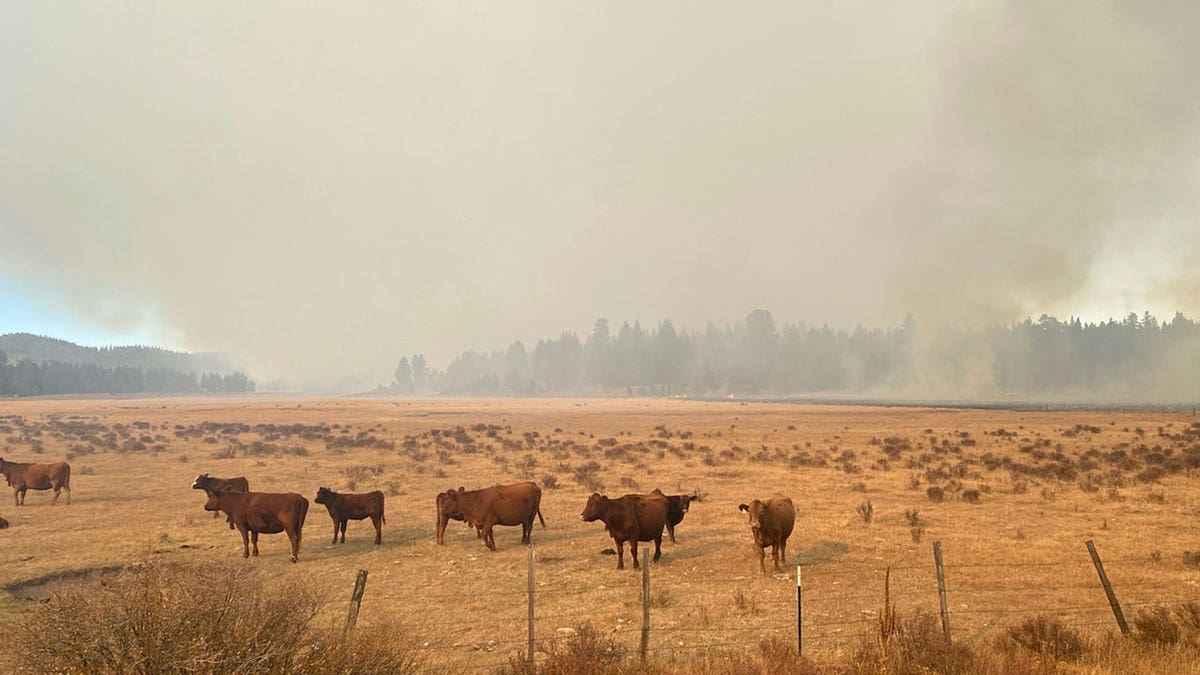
left=0, top=333, right=238, bottom=375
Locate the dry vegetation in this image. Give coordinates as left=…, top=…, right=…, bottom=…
left=2, top=397, right=1200, bottom=672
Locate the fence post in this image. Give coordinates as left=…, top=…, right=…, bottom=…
left=640, top=559, right=650, bottom=662
left=1086, top=539, right=1130, bottom=636
left=527, top=544, right=535, bottom=663
left=932, top=541, right=951, bottom=645
left=345, top=569, right=368, bottom=631
left=796, top=565, right=803, bottom=655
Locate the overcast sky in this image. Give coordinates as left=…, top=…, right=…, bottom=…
left=2, top=2, right=1198, bottom=389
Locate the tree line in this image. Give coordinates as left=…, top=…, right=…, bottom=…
left=393, top=310, right=1200, bottom=401
left=0, top=351, right=255, bottom=396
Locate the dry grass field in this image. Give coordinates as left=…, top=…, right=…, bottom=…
left=2, top=396, right=1200, bottom=673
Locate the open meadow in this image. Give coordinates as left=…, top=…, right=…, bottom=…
left=2, top=396, right=1200, bottom=673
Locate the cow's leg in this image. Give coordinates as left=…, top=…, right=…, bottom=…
left=481, top=516, right=497, bottom=551
left=18, top=488, right=26, bottom=506
left=288, top=526, right=300, bottom=563
left=778, top=538, right=788, bottom=572
left=64, top=484, right=70, bottom=505
left=757, top=546, right=766, bottom=575
left=226, top=514, right=234, bottom=530
left=51, top=486, right=61, bottom=506
left=521, top=515, right=532, bottom=545
left=653, top=534, right=662, bottom=563
left=239, top=527, right=250, bottom=559
left=616, top=540, right=625, bottom=570
left=667, top=523, right=676, bottom=544
left=371, top=514, right=382, bottom=545
left=331, top=518, right=339, bottom=545
left=339, top=520, right=347, bottom=544
left=251, top=531, right=260, bottom=557
left=12, top=487, right=18, bottom=507
left=631, top=540, right=641, bottom=570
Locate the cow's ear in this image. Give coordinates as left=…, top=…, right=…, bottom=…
left=457, top=486, right=465, bottom=492
left=738, top=503, right=749, bottom=512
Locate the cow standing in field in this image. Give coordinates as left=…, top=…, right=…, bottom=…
left=314, top=487, right=385, bottom=545
left=435, top=482, right=544, bottom=550
left=191, top=473, right=249, bottom=529
left=650, top=488, right=698, bottom=544
left=581, top=492, right=669, bottom=570
left=204, top=488, right=308, bottom=563
left=0, top=458, right=71, bottom=506
left=738, top=497, right=795, bottom=574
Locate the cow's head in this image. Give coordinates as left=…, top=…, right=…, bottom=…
left=315, top=487, right=333, bottom=504
left=191, top=474, right=210, bottom=490
left=203, top=487, right=227, bottom=511
left=580, top=492, right=606, bottom=522
left=739, top=500, right=766, bottom=529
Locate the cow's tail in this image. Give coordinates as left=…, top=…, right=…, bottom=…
left=298, top=497, right=309, bottom=530
left=537, top=504, right=546, bottom=528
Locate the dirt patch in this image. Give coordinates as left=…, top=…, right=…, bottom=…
left=794, top=540, right=851, bottom=566
left=6, top=565, right=127, bottom=602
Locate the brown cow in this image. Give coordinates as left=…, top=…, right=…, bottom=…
left=314, top=487, right=385, bottom=545
left=191, top=474, right=249, bottom=528
left=0, top=458, right=71, bottom=506
left=204, top=488, right=308, bottom=563
left=435, top=482, right=544, bottom=550
left=650, top=488, right=698, bottom=544
left=580, top=492, right=669, bottom=570
left=738, top=497, right=795, bottom=574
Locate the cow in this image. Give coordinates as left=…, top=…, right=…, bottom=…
left=204, top=488, right=308, bottom=563
left=314, top=487, right=385, bottom=545
left=650, top=488, right=698, bottom=544
left=580, top=492, right=669, bottom=570
left=435, top=482, right=544, bottom=550
left=738, top=497, right=795, bottom=574
left=191, top=474, right=249, bottom=529
left=0, top=458, right=71, bottom=506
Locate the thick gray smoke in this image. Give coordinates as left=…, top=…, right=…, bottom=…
left=1, top=2, right=1197, bottom=390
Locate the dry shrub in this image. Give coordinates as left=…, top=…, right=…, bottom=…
left=1131, top=603, right=1200, bottom=646
left=1002, top=615, right=1084, bottom=661
left=926, top=486, right=944, bottom=502
left=505, top=622, right=627, bottom=675
left=852, top=610, right=976, bottom=675
left=8, top=559, right=422, bottom=674
left=1183, top=550, right=1200, bottom=569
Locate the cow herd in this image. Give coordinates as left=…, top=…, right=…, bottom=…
left=191, top=473, right=795, bottom=573
left=0, top=456, right=795, bottom=573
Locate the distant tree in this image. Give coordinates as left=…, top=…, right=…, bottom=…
left=411, top=354, right=429, bottom=391
left=394, top=357, right=413, bottom=393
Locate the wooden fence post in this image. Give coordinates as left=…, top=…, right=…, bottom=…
left=345, top=569, right=368, bottom=631
left=933, top=541, right=951, bottom=645
left=527, top=544, right=535, bottom=663
left=796, top=565, right=803, bottom=654
left=640, top=560, right=650, bottom=662
left=1086, top=539, right=1130, bottom=636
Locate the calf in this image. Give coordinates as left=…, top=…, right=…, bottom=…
left=204, top=488, right=308, bottom=563
left=0, top=458, right=71, bottom=506
left=191, top=474, right=249, bottom=528
left=314, top=487, right=385, bottom=545
left=651, top=488, right=698, bottom=543
left=738, top=497, right=795, bottom=574
left=581, top=492, right=669, bottom=570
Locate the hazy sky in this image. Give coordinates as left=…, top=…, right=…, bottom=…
left=2, top=2, right=1198, bottom=389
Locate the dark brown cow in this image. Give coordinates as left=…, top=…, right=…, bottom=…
left=191, top=474, right=249, bottom=528
left=204, top=488, right=308, bottom=563
left=580, top=492, right=669, bottom=570
left=314, top=487, right=385, bottom=545
left=0, top=458, right=71, bottom=506
left=650, top=488, right=698, bottom=544
left=738, top=497, right=795, bottom=574
left=435, top=482, right=544, bottom=550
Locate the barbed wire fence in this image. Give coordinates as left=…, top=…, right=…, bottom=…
left=328, top=539, right=1196, bottom=671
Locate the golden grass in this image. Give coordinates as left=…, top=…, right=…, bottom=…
left=1, top=396, right=1200, bottom=672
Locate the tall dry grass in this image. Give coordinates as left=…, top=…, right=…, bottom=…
left=6, top=559, right=423, bottom=674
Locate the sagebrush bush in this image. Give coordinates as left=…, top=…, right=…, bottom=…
left=1003, top=615, right=1084, bottom=661
left=8, top=560, right=423, bottom=674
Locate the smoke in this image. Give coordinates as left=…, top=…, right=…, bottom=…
left=1, top=2, right=1197, bottom=390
